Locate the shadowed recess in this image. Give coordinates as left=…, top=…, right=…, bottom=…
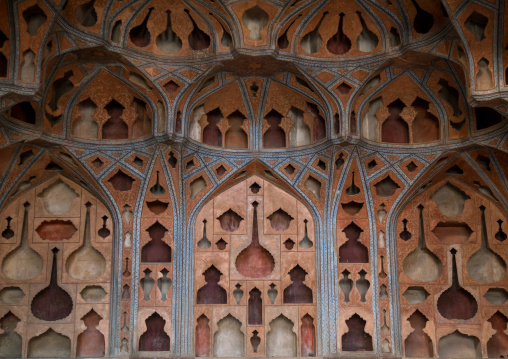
left=217, top=209, right=244, bottom=232
left=432, top=221, right=472, bottom=244
left=139, top=312, right=170, bottom=351
left=341, top=201, right=364, bottom=216
left=487, top=311, right=508, bottom=357
left=267, top=208, right=294, bottom=231
left=76, top=309, right=105, bottom=357
left=147, top=200, right=169, bottom=215
left=266, top=315, right=297, bottom=357
left=373, top=176, right=400, bottom=197
left=339, top=221, right=368, bottom=263
left=142, top=221, right=171, bottom=262
left=342, top=314, right=373, bottom=351
left=108, top=170, right=135, bottom=191
left=248, top=287, right=262, bottom=325
left=197, top=265, right=227, bottom=304
left=283, top=264, right=313, bottom=303
left=405, top=310, right=433, bottom=357
left=195, top=314, right=210, bottom=357
left=35, top=220, right=77, bottom=241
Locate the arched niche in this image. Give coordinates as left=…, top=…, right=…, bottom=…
left=0, top=174, right=114, bottom=357
left=193, top=174, right=317, bottom=357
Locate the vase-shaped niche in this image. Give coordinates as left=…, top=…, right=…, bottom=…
left=266, top=315, right=297, bottom=357
left=213, top=314, right=244, bottom=357
left=301, top=314, right=316, bottom=357
left=283, top=265, right=313, bottom=303
left=196, top=265, right=227, bottom=304
left=467, top=206, right=507, bottom=283
left=157, top=268, right=172, bottom=301
left=2, top=202, right=43, bottom=280
left=268, top=283, right=278, bottom=304
left=66, top=202, right=106, bottom=280
left=404, top=310, right=433, bottom=357
left=76, top=309, right=105, bottom=357
left=0, top=311, right=22, bottom=358
left=142, top=221, right=171, bottom=262
left=437, top=248, right=478, bottom=320
left=341, top=314, right=373, bottom=351
left=250, top=330, right=261, bottom=353
left=356, top=269, right=370, bottom=302
left=233, top=283, right=243, bottom=304
left=487, top=311, right=508, bottom=357
left=139, top=312, right=170, bottom=351
left=197, top=220, right=211, bottom=249
left=235, top=201, right=275, bottom=278
left=140, top=268, right=155, bottom=301
left=195, top=314, right=210, bottom=357
left=403, top=205, right=442, bottom=282
left=339, top=270, right=353, bottom=302
left=31, top=248, right=73, bottom=321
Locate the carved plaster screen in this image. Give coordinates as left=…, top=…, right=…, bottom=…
left=1, top=0, right=508, bottom=358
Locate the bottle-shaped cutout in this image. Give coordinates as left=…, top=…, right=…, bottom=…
left=250, top=330, right=261, bottom=353
left=377, top=203, right=387, bottom=224
left=326, top=12, right=351, bottom=55
left=122, top=284, right=130, bottom=300
left=277, top=15, right=302, bottom=49
left=299, top=219, right=313, bottom=249
left=1, top=216, right=14, bottom=239
left=184, top=9, right=210, bottom=51
left=31, top=247, right=73, bottom=321
left=355, top=11, right=378, bottom=52
left=437, top=248, right=478, bottom=320
left=124, top=231, right=132, bottom=248
left=379, top=255, right=387, bottom=278
left=378, top=230, right=386, bottom=248
left=123, top=257, right=131, bottom=277
left=157, top=268, right=172, bottom=301
left=356, top=269, right=370, bottom=302
left=467, top=206, right=507, bottom=283
left=2, top=202, right=43, bottom=280
left=150, top=171, right=165, bottom=196
left=268, top=283, right=278, bottom=304
left=381, top=309, right=389, bottom=333
left=209, top=12, right=232, bottom=47
left=140, top=268, right=155, bottom=301
left=156, top=10, right=182, bottom=54
left=98, top=215, right=110, bottom=238
left=345, top=171, right=360, bottom=196
left=121, top=311, right=129, bottom=333
left=339, top=269, right=353, bottom=302
left=122, top=204, right=133, bottom=225
left=198, top=220, right=211, bottom=249
left=300, top=12, right=329, bottom=54
left=410, top=0, right=434, bottom=34
left=129, top=7, right=154, bottom=47
left=402, top=205, right=442, bottom=282
left=120, top=338, right=129, bottom=353
left=248, top=288, right=262, bottom=325
left=400, top=218, right=412, bottom=241
left=233, top=284, right=243, bottom=304
left=496, top=219, right=507, bottom=242
left=66, top=202, right=106, bottom=281
left=235, top=201, right=275, bottom=278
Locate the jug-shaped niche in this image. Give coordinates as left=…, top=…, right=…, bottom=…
left=402, top=205, right=442, bottom=282
left=235, top=201, right=275, bottom=278
left=2, top=202, right=43, bottom=280
left=467, top=206, right=507, bottom=283
left=66, top=202, right=106, bottom=281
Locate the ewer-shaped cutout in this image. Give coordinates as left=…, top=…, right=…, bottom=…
left=345, top=171, right=360, bottom=196
left=467, top=206, right=507, bottom=283
left=2, top=202, right=43, bottom=280
left=31, top=248, right=73, bottom=321
left=327, top=12, right=351, bottom=55
left=300, top=219, right=313, bottom=249
left=339, top=269, right=353, bottom=302
left=437, top=248, right=478, bottom=320
left=235, top=201, right=275, bottom=278
left=157, top=268, right=172, bottom=301
left=66, top=202, right=106, bottom=280
left=403, top=205, right=442, bottom=282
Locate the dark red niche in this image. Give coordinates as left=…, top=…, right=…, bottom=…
left=277, top=15, right=301, bottom=49
left=327, top=12, right=351, bottom=55
left=248, top=287, right=262, bottom=325
left=175, top=111, right=182, bottom=133
left=307, top=102, right=326, bottom=142
left=142, top=221, right=171, bottom=262
left=301, top=314, right=316, bottom=357
left=47, top=71, right=74, bottom=113
left=196, top=265, right=227, bottom=304
left=146, top=199, right=169, bottom=215
left=195, top=314, right=210, bottom=357
left=374, top=176, right=400, bottom=197
left=202, top=108, right=223, bottom=147
left=263, top=110, right=286, bottom=148
left=168, top=151, right=177, bottom=168
left=108, top=170, right=135, bottom=191
left=284, top=238, right=295, bottom=250
left=341, top=314, right=373, bottom=351
left=35, top=220, right=77, bottom=241
left=98, top=216, right=110, bottom=238
left=475, top=107, right=503, bottom=130
left=163, top=80, right=179, bottom=93
left=76, top=309, right=105, bottom=357
left=139, top=312, right=170, bottom=351
left=250, top=330, right=261, bottom=353
left=217, top=209, right=244, bottom=232
left=334, top=113, right=340, bottom=135
left=216, top=165, right=227, bottom=177
left=215, top=238, right=227, bottom=250
left=102, top=99, right=128, bottom=139
left=31, top=248, right=73, bottom=321
left=404, top=310, right=433, bottom=357
left=487, top=311, right=508, bottom=358
left=339, top=221, right=368, bottom=263
left=184, top=9, right=211, bottom=51
left=225, top=110, right=248, bottom=149
left=411, top=97, right=440, bottom=143
left=249, top=182, right=261, bottom=194
left=129, top=8, right=154, bottom=47
left=411, top=0, right=434, bottom=34
left=283, top=265, right=313, bottom=304
left=381, top=99, right=409, bottom=143
left=285, top=164, right=296, bottom=174
left=235, top=202, right=275, bottom=278
left=267, top=208, right=294, bottom=231
left=337, top=82, right=352, bottom=95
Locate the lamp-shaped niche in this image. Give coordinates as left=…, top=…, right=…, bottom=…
left=283, top=265, right=313, bottom=303
left=196, top=265, right=227, bottom=304
left=142, top=221, right=171, bottom=263
left=235, top=201, right=275, bottom=278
